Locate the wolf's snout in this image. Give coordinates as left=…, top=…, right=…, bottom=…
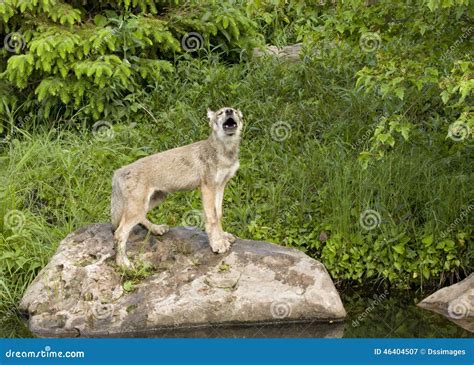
left=225, top=109, right=233, bottom=115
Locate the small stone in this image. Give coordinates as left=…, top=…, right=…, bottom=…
left=418, top=274, right=474, bottom=333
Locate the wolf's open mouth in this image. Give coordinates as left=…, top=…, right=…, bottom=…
left=223, top=118, right=237, bottom=130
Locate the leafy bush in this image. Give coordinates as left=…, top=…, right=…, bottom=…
left=302, top=0, right=472, bottom=158
left=0, top=0, right=260, bottom=120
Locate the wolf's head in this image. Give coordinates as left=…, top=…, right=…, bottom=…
left=207, top=107, right=243, bottom=141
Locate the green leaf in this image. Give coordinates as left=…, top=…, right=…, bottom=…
left=393, top=244, right=405, bottom=254
left=123, top=280, right=134, bottom=292
left=394, top=87, right=405, bottom=100
left=443, top=239, right=455, bottom=250
left=94, top=15, right=108, bottom=27
left=440, top=90, right=450, bottom=104
left=422, top=235, right=434, bottom=246
left=336, top=23, right=345, bottom=34
left=399, top=124, right=411, bottom=140
left=422, top=267, right=430, bottom=280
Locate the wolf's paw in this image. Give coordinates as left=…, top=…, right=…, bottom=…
left=116, top=254, right=134, bottom=269
left=150, top=224, right=169, bottom=236
left=210, top=236, right=232, bottom=254
left=223, top=231, right=236, bottom=243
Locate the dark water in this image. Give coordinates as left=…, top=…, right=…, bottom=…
left=2, top=290, right=472, bottom=338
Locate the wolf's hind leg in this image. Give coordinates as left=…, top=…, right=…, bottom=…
left=141, top=220, right=169, bottom=235
left=142, top=190, right=169, bottom=235
left=114, top=218, right=139, bottom=269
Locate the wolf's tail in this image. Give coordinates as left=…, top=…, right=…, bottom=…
left=111, top=172, right=123, bottom=230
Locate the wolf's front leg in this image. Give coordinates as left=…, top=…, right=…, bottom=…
left=201, top=184, right=232, bottom=253
left=215, top=184, right=236, bottom=244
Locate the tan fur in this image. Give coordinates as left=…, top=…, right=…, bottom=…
left=111, top=107, right=243, bottom=268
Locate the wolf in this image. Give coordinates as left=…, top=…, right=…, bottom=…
left=111, top=107, right=243, bottom=268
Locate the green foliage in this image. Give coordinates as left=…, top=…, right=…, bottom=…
left=0, top=0, right=260, bottom=119
left=0, top=0, right=473, bottom=336
left=244, top=0, right=473, bottom=160
left=118, top=260, right=155, bottom=293
left=1, top=58, right=471, bottom=300
left=313, top=0, right=474, bottom=159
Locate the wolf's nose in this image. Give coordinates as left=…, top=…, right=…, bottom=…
left=225, top=109, right=233, bottom=115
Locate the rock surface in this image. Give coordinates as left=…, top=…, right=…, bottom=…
left=20, top=224, right=346, bottom=337
left=418, top=274, right=474, bottom=333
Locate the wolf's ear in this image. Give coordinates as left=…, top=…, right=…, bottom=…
left=207, top=109, right=215, bottom=122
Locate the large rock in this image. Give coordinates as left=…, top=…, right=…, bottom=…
left=418, top=274, right=474, bottom=333
left=19, top=224, right=346, bottom=337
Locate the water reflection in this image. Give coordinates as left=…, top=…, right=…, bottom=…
left=2, top=291, right=472, bottom=338
left=342, top=290, right=472, bottom=338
